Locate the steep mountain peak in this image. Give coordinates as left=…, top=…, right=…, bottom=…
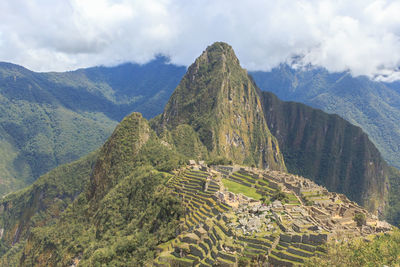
left=206, top=41, right=234, bottom=53
left=196, top=42, right=239, bottom=68
left=158, top=42, right=286, bottom=170
left=162, top=42, right=242, bottom=109
left=88, top=112, right=152, bottom=201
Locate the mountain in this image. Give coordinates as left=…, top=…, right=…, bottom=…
left=261, top=91, right=392, bottom=212
left=0, top=112, right=186, bottom=266
left=251, top=65, right=400, bottom=170
left=3, top=54, right=400, bottom=203
left=0, top=151, right=98, bottom=255
left=0, top=59, right=186, bottom=196
left=0, top=126, right=394, bottom=265
left=0, top=42, right=281, bottom=264
left=156, top=42, right=286, bottom=171
left=0, top=42, right=398, bottom=266
left=153, top=42, right=392, bottom=214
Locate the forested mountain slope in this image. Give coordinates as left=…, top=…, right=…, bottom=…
left=252, top=65, right=400, bottom=169
left=0, top=59, right=185, bottom=195
left=262, top=91, right=394, bottom=213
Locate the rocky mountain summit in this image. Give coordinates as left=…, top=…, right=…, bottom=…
left=157, top=42, right=286, bottom=171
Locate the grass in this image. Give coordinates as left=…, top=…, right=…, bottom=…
left=232, top=172, right=254, bottom=181
left=286, top=193, right=300, bottom=204
left=222, top=179, right=261, bottom=199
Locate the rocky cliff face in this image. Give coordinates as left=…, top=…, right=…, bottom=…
left=251, top=65, right=400, bottom=170
left=159, top=42, right=286, bottom=171
left=261, top=91, right=389, bottom=212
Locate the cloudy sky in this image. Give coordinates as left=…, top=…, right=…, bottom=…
left=1, top=0, right=400, bottom=81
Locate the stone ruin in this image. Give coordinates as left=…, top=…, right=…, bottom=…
left=188, top=159, right=209, bottom=172
left=154, top=164, right=393, bottom=267
left=213, top=164, right=392, bottom=239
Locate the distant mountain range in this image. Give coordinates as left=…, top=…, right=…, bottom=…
left=2, top=56, right=400, bottom=198
left=252, top=65, right=400, bottom=169
left=0, top=59, right=185, bottom=195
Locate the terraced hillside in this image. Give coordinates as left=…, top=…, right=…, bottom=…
left=154, top=165, right=392, bottom=266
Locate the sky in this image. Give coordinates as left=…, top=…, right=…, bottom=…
left=1, top=0, right=400, bottom=81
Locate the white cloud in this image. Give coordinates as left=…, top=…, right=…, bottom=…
left=0, top=0, right=400, bottom=81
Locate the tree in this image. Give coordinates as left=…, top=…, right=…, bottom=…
left=238, top=256, right=249, bottom=267
left=271, top=189, right=289, bottom=203
left=353, top=212, right=366, bottom=227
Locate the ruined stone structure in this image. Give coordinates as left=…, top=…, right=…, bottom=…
left=154, top=163, right=392, bottom=266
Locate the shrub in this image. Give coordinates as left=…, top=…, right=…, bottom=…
left=353, top=212, right=366, bottom=227
left=271, top=190, right=289, bottom=203
left=238, top=256, right=249, bottom=267
left=206, top=156, right=232, bottom=166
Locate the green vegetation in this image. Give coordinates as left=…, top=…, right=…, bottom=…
left=20, top=167, right=183, bottom=266
left=0, top=151, right=98, bottom=255
left=262, top=91, right=389, bottom=213
left=260, top=196, right=271, bottom=205
left=169, top=124, right=208, bottom=160
left=303, top=196, right=314, bottom=206
left=206, top=156, right=233, bottom=166
left=0, top=111, right=188, bottom=265
left=305, top=229, right=400, bottom=266
left=384, top=167, right=400, bottom=226
left=271, top=189, right=289, bottom=203
left=222, top=178, right=261, bottom=199
left=254, top=67, right=400, bottom=225
left=1, top=41, right=400, bottom=266
left=162, top=169, right=279, bottom=266
left=2, top=42, right=396, bottom=227
left=353, top=213, right=366, bottom=227
left=238, top=256, right=250, bottom=266
left=0, top=59, right=185, bottom=197
left=252, top=65, right=400, bottom=171
left=0, top=96, right=115, bottom=196
left=1, top=44, right=399, bottom=228
left=137, top=138, right=185, bottom=172
left=159, top=42, right=286, bottom=171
